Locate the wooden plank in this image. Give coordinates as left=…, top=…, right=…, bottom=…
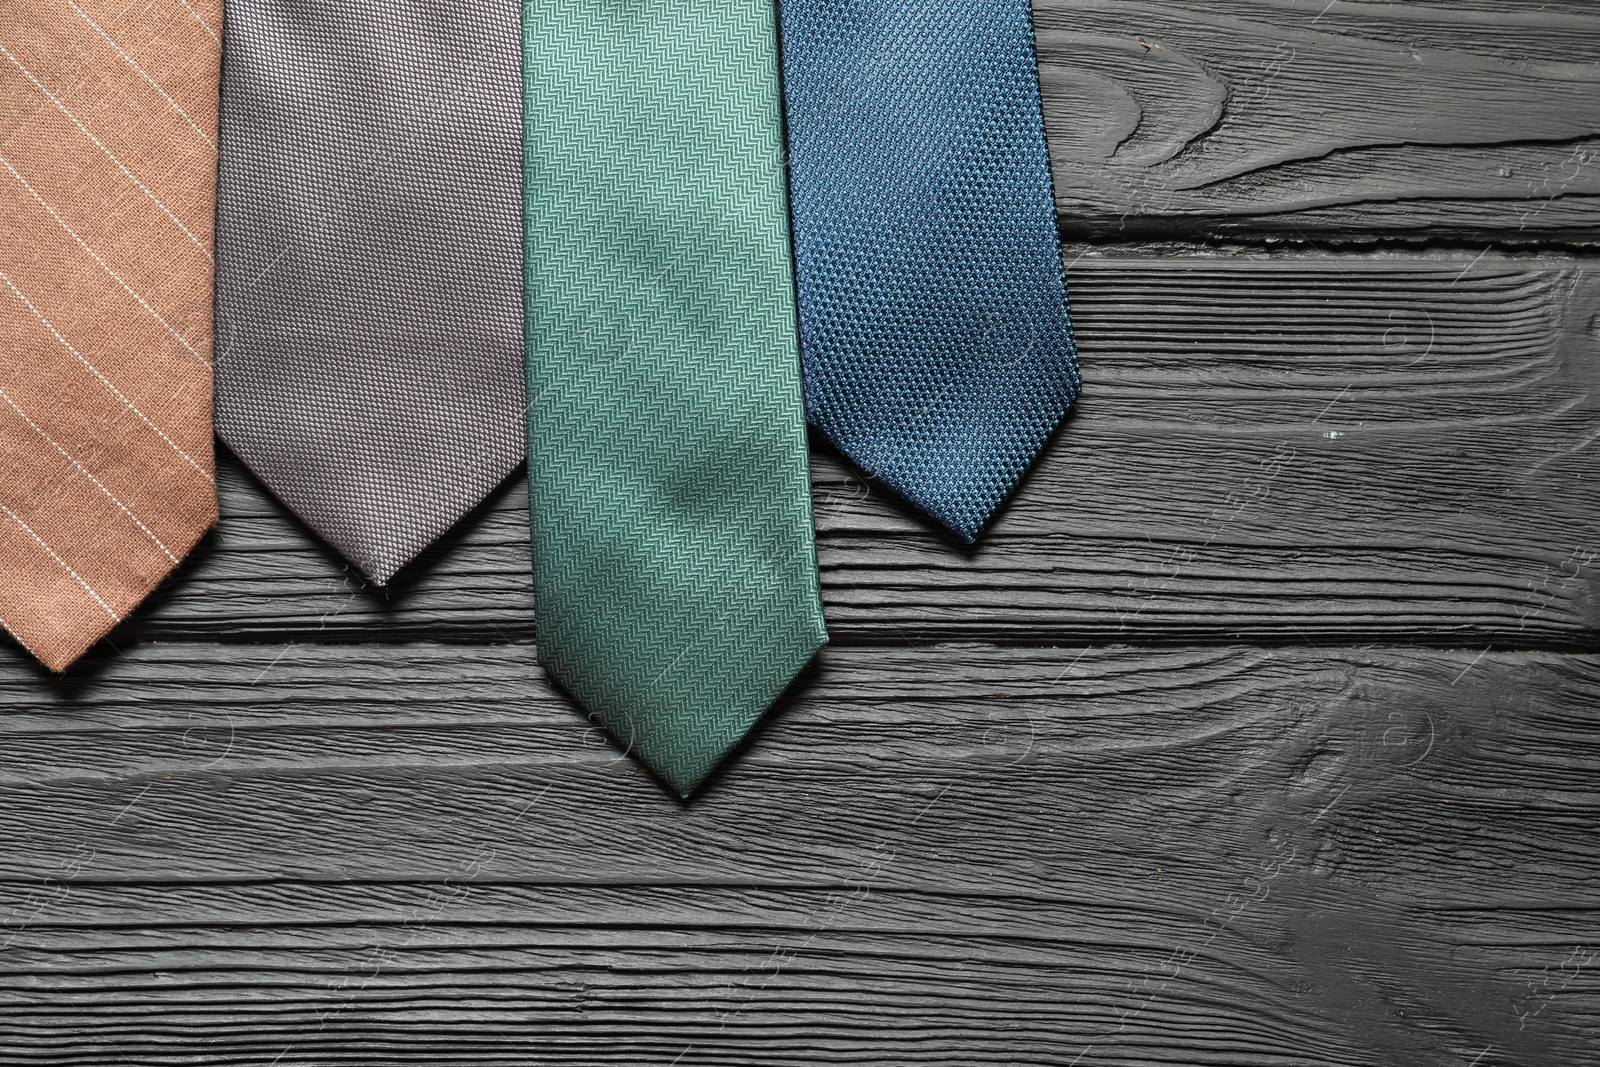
left=0, top=640, right=1595, bottom=1064
left=4, top=8, right=1596, bottom=1067
left=103, top=252, right=1600, bottom=647
left=1033, top=0, right=1600, bottom=242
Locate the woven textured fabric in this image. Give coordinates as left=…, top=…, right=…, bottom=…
left=780, top=0, right=1080, bottom=542
left=0, top=0, right=219, bottom=671
left=213, top=0, right=526, bottom=585
left=523, top=0, right=827, bottom=796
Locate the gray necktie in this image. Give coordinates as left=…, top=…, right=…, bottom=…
left=214, top=0, right=526, bottom=584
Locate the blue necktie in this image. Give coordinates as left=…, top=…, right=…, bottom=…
left=779, top=0, right=1080, bottom=542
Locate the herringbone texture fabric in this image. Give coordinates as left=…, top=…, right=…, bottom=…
left=523, top=0, right=827, bottom=796
left=781, top=0, right=1080, bottom=542
left=0, top=0, right=219, bottom=671
left=214, top=0, right=526, bottom=585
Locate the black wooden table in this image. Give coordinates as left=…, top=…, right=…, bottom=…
left=3, top=3, right=1598, bottom=1063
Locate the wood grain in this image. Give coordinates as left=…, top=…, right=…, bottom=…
left=109, top=252, right=1600, bottom=647
left=8, top=5, right=1600, bottom=1061
left=1034, top=0, right=1600, bottom=242
left=0, top=640, right=1594, bottom=1065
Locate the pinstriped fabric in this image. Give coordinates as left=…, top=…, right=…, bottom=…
left=523, top=0, right=827, bottom=796
left=0, top=0, right=219, bottom=671
left=780, top=0, right=1080, bottom=542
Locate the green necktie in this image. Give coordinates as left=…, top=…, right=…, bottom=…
left=522, top=0, right=828, bottom=796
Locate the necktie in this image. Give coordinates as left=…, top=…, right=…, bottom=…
left=780, top=0, right=1080, bottom=542
left=214, top=0, right=526, bottom=585
left=0, top=1, right=219, bottom=671
left=523, top=0, right=827, bottom=796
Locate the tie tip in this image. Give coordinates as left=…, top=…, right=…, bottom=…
left=938, top=513, right=985, bottom=545
left=38, top=652, right=80, bottom=675
left=2, top=620, right=110, bottom=674
left=649, top=751, right=722, bottom=801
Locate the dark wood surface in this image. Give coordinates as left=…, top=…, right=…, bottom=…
left=4, top=2, right=1600, bottom=1064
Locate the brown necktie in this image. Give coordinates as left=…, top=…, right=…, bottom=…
left=0, top=1, right=219, bottom=671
